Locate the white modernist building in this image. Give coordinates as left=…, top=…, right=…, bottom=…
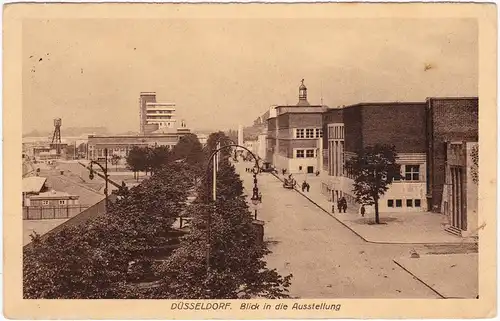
left=146, top=102, right=177, bottom=129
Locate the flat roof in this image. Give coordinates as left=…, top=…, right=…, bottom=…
left=30, top=190, right=79, bottom=199
left=146, top=102, right=175, bottom=106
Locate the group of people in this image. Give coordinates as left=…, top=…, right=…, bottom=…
left=301, top=181, right=310, bottom=192
left=332, top=197, right=348, bottom=214
left=245, top=167, right=256, bottom=173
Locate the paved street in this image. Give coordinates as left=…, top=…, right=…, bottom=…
left=235, top=161, right=439, bottom=298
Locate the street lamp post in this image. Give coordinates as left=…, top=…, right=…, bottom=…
left=88, top=147, right=109, bottom=212
left=250, top=166, right=262, bottom=220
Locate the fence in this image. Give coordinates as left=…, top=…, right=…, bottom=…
left=23, top=205, right=90, bottom=220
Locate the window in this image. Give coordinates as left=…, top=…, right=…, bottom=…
left=59, top=200, right=66, bottom=205
left=387, top=200, right=394, bottom=207
left=415, top=199, right=421, bottom=207
left=306, top=149, right=315, bottom=158
left=296, top=129, right=305, bottom=138
left=405, top=165, right=420, bottom=181
left=406, top=199, right=413, bottom=207
left=315, top=128, right=323, bottom=138
left=395, top=199, right=402, bottom=207
left=42, top=200, right=49, bottom=206
left=305, top=128, right=315, bottom=138
left=296, top=150, right=305, bottom=158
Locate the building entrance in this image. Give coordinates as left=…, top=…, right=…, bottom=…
left=451, top=166, right=467, bottom=231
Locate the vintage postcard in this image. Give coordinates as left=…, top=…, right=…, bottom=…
left=3, top=2, right=497, bottom=319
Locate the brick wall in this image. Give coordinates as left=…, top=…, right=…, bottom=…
left=361, top=103, right=426, bottom=153
left=342, top=106, right=363, bottom=153
left=277, top=114, right=290, bottom=128
left=427, top=97, right=479, bottom=212
left=289, top=113, right=323, bottom=128
left=286, top=140, right=318, bottom=158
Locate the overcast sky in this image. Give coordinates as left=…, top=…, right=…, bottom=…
left=23, top=18, right=477, bottom=134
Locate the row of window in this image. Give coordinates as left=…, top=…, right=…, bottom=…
left=387, top=199, right=422, bottom=208
left=342, top=162, right=421, bottom=181
left=41, top=200, right=67, bottom=206
left=146, top=110, right=173, bottom=114
left=296, top=128, right=323, bottom=139
left=296, top=149, right=316, bottom=158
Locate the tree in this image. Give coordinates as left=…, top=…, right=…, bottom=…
left=126, top=146, right=148, bottom=180
left=345, top=144, right=401, bottom=224
left=197, top=159, right=244, bottom=202
left=111, top=154, right=121, bottom=171
left=206, top=132, right=233, bottom=161
left=23, top=163, right=195, bottom=299
left=470, top=144, right=479, bottom=185
left=152, top=160, right=292, bottom=299
left=149, top=146, right=171, bottom=174
left=171, top=134, right=204, bottom=166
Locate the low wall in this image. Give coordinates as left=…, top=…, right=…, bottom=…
left=23, top=205, right=90, bottom=220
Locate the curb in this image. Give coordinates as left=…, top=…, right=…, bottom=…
left=270, top=173, right=478, bottom=247
left=272, top=172, right=368, bottom=243
left=392, top=259, right=446, bottom=299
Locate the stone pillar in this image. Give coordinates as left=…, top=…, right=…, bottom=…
left=252, top=219, right=265, bottom=245
left=317, top=137, right=323, bottom=174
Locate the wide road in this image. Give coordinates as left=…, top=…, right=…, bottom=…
left=234, top=161, right=438, bottom=299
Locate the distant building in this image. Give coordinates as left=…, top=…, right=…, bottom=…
left=87, top=131, right=187, bottom=160
left=23, top=189, right=83, bottom=220
left=266, top=80, right=327, bottom=174
left=88, top=93, right=193, bottom=160
left=238, top=124, right=244, bottom=147
left=27, top=190, right=80, bottom=207
left=139, top=92, right=177, bottom=134
left=22, top=176, right=48, bottom=206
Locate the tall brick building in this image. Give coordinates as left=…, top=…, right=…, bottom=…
left=321, top=102, right=428, bottom=212
left=266, top=80, right=327, bottom=174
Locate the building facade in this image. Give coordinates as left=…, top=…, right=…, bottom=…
left=266, top=80, right=327, bottom=174
left=319, top=97, right=478, bottom=224
left=321, top=102, right=428, bottom=212
left=87, top=133, right=185, bottom=160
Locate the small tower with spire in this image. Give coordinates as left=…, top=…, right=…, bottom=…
left=297, top=79, right=310, bottom=106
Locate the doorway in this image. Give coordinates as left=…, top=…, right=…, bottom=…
left=307, top=166, right=314, bottom=174
left=451, top=166, right=467, bottom=231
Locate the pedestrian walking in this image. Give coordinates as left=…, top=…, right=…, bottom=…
left=306, top=182, right=310, bottom=192
left=301, top=181, right=306, bottom=192
left=337, top=200, right=342, bottom=213
left=359, top=204, right=366, bottom=217
left=340, top=197, right=347, bottom=213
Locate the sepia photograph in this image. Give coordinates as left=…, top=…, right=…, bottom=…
left=3, top=2, right=497, bottom=319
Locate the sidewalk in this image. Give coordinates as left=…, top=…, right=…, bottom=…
left=393, top=254, right=478, bottom=298
left=272, top=173, right=477, bottom=245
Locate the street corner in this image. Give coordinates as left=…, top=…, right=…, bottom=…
left=393, top=253, right=478, bottom=299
